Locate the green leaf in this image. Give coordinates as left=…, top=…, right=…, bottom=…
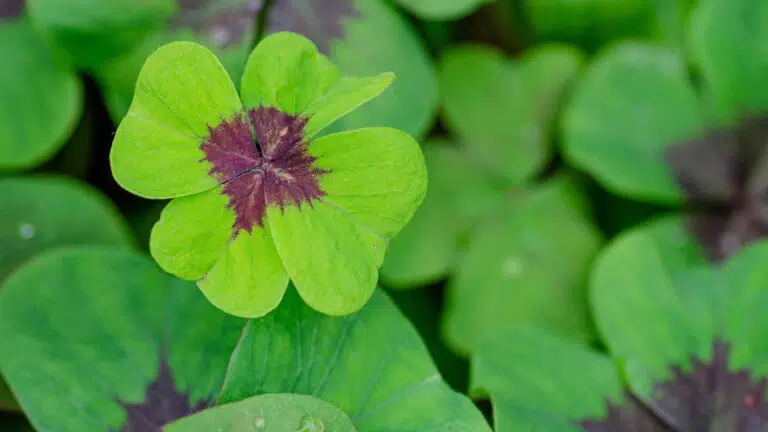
left=721, top=242, right=768, bottom=376
left=392, top=0, right=490, bottom=20
left=241, top=32, right=340, bottom=115
left=563, top=42, right=703, bottom=203
left=0, top=18, right=82, bottom=170
left=198, top=218, right=290, bottom=319
left=110, top=41, right=243, bottom=199
left=310, top=128, right=427, bottom=238
left=264, top=127, right=426, bottom=315
left=26, top=0, right=174, bottom=69
left=218, top=288, right=491, bottom=431
left=471, top=327, right=623, bottom=431
left=96, top=0, right=260, bottom=121
left=0, top=177, right=134, bottom=283
left=267, top=202, right=384, bottom=316
left=689, top=0, right=768, bottom=121
left=440, top=44, right=583, bottom=183
left=166, top=393, right=356, bottom=431
left=590, top=215, right=710, bottom=395
left=443, top=179, right=602, bottom=355
left=262, top=0, right=438, bottom=138
left=149, top=188, right=234, bottom=281
left=381, top=141, right=505, bottom=289
left=240, top=31, right=393, bottom=137
left=0, top=247, right=245, bottom=431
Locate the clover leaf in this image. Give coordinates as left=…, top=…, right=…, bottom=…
left=442, top=175, right=602, bottom=355
left=470, top=232, right=768, bottom=431
left=563, top=0, right=768, bottom=262
left=110, top=32, right=427, bottom=318
left=0, top=247, right=245, bottom=431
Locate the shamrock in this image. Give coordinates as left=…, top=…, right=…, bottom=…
left=110, top=32, right=427, bottom=318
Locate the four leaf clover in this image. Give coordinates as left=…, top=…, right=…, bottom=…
left=110, top=32, right=427, bottom=317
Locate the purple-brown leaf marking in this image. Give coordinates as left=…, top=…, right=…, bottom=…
left=0, top=0, right=24, bottom=20
left=265, top=0, right=359, bottom=54
left=665, top=115, right=768, bottom=261
left=578, top=393, right=671, bottom=432
left=169, top=0, right=263, bottom=48
left=578, top=340, right=768, bottom=431
left=201, top=107, right=327, bottom=235
left=117, top=360, right=209, bottom=432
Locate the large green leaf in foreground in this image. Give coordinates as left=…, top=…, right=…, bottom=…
left=471, top=219, right=764, bottom=431
left=261, top=0, right=438, bottom=138
left=217, top=288, right=491, bottom=431
left=0, top=18, right=81, bottom=170
left=0, top=175, right=133, bottom=410
left=0, top=248, right=245, bottom=431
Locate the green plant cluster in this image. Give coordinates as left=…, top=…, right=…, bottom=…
left=1, top=0, right=768, bottom=430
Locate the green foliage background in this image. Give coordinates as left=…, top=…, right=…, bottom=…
left=1, top=0, right=767, bottom=430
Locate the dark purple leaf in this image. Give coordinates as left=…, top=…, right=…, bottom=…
left=0, top=0, right=24, bottom=19
left=264, top=0, right=359, bottom=54
left=578, top=340, right=768, bottom=432
left=117, top=360, right=209, bottom=432
left=200, top=107, right=327, bottom=234
left=169, top=0, right=263, bottom=48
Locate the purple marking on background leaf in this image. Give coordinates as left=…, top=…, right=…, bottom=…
left=579, top=393, right=671, bottom=432
left=578, top=340, right=768, bottom=431
left=117, top=360, right=209, bottom=432
left=0, top=0, right=24, bottom=19
left=201, top=107, right=326, bottom=234
left=169, top=0, right=263, bottom=48
left=665, top=115, right=768, bottom=261
left=265, top=0, right=359, bottom=54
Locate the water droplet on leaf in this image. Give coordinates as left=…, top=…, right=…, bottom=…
left=18, top=223, right=35, bottom=240
left=254, top=416, right=266, bottom=430
left=298, top=415, right=324, bottom=432
left=502, top=256, right=523, bottom=279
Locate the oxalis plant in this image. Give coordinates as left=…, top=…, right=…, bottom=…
left=471, top=229, right=768, bottom=431
left=110, top=31, right=427, bottom=317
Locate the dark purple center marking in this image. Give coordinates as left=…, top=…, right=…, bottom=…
left=168, top=0, right=263, bottom=48
left=0, top=0, right=25, bottom=20
left=665, top=115, right=768, bottom=261
left=578, top=340, right=768, bottom=431
left=201, top=107, right=327, bottom=235
left=265, top=0, right=359, bottom=54
left=117, top=360, right=209, bottom=432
